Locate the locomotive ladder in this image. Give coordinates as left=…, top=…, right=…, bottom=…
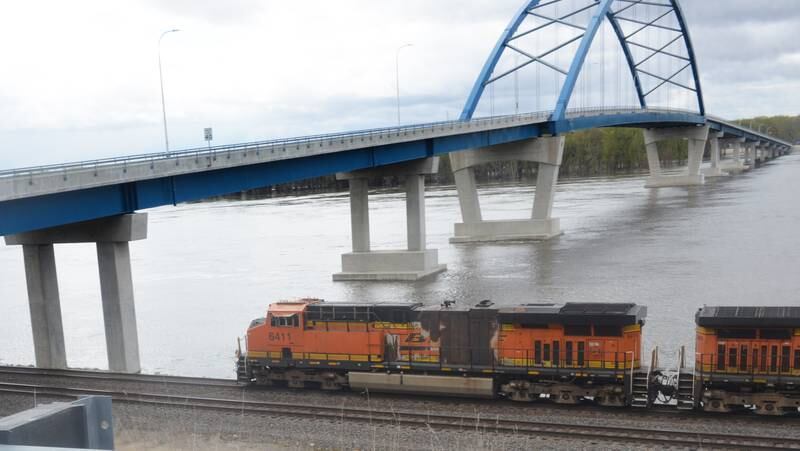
left=631, top=348, right=657, bottom=408
left=676, top=345, right=697, bottom=410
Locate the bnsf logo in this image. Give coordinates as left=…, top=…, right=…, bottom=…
left=405, top=333, right=426, bottom=343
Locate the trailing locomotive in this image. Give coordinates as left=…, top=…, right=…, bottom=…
left=237, top=299, right=646, bottom=407
left=691, top=306, right=800, bottom=415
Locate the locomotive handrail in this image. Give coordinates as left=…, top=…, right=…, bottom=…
left=694, top=352, right=798, bottom=380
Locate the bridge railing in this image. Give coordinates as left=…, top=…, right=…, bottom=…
left=0, top=109, right=549, bottom=179
left=2, top=106, right=784, bottom=181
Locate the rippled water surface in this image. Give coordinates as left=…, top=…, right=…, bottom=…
left=2, top=155, right=799, bottom=377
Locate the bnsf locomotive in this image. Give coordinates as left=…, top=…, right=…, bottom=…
left=236, top=299, right=800, bottom=416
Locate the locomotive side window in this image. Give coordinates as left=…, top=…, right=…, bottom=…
left=717, top=344, right=725, bottom=370
left=543, top=343, right=551, bottom=362
left=577, top=342, right=585, bottom=366
left=740, top=345, right=748, bottom=371
left=271, top=314, right=299, bottom=328
left=728, top=346, right=737, bottom=369
left=781, top=346, right=791, bottom=372
left=534, top=341, right=542, bottom=365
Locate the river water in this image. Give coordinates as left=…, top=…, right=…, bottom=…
left=1, top=155, right=799, bottom=378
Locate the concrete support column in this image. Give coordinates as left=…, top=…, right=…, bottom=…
left=710, top=137, right=720, bottom=169
left=405, top=175, right=426, bottom=252
left=703, top=133, right=729, bottom=178
left=333, top=158, right=445, bottom=281
left=645, top=142, right=662, bottom=176
left=450, top=136, right=564, bottom=243
left=532, top=163, right=559, bottom=221
left=22, top=244, right=67, bottom=369
left=453, top=168, right=482, bottom=224
left=643, top=126, right=709, bottom=188
left=755, top=143, right=765, bottom=167
left=731, top=141, right=742, bottom=160
left=5, top=213, right=147, bottom=373
left=716, top=138, right=746, bottom=175
left=348, top=178, right=370, bottom=252
left=97, top=242, right=141, bottom=373
left=687, top=137, right=705, bottom=177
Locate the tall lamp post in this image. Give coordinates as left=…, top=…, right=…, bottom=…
left=395, top=43, right=413, bottom=126
left=158, top=29, right=181, bottom=153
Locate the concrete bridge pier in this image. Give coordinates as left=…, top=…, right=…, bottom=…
left=744, top=142, right=756, bottom=169
left=755, top=141, right=768, bottom=166
left=643, top=126, right=709, bottom=188
left=5, top=214, right=147, bottom=373
left=703, top=132, right=729, bottom=178
left=449, top=136, right=565, bottom=243
left=333, top=158, right=446, bottom=281
left=717, top=137, right=746, bottom=175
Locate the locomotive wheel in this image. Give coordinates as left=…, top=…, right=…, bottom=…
left=702, top=399, right=732, bottom=414
left=553, top=391, right=578, bottom=405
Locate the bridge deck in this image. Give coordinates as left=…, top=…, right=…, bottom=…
left=0, top=107, right=790, bottom=237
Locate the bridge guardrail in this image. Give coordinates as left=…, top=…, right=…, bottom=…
left=0, top=106, right=788, bottom=182
left=0, top=110, right=549, bottom=179
left=0, top=106, right=692, bottom=180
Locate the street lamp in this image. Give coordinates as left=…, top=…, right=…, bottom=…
left=158, top=29, right=181, bottom=153
left=396, top=43, right=413, bottom=126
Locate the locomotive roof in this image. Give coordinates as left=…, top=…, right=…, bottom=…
left=696, top=306, right=800, bottom=328
left=498, top=302, right=646, bottom=326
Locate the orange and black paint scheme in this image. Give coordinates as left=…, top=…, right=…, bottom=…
left=693, top=306, right=800, bottom=415
left=237, top=299, right=646, bottom=406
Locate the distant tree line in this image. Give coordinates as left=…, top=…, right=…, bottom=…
left=223, top=114, right=798, bottom=200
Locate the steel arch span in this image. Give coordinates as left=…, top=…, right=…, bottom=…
left=460, top=0, right=705, bottom=123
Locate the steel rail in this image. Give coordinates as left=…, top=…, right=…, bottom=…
left=0, top=365, right=235, bottom=388
left=1, top=382, right=798, bottom=449
left=2, top=366, right=796, bottom=423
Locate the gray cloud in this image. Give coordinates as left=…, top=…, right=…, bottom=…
left=141, top=0, right=267, bottom=25
left=0, top=0, right=797, bottom=169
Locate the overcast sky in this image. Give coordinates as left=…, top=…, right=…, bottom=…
left=0, top=0, right=797, bottom=169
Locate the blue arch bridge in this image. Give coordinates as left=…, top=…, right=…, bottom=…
left=0, top=0, right=793, bottom=373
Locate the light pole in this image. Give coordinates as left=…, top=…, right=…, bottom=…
left=158, top=29, right=181, bottom=153
left=396, top=43, right=413, bottom=126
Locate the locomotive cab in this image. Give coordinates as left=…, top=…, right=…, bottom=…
left=694, top=306, right=800, bottom=415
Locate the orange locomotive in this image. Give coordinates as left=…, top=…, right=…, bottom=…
left=693, top=306, right=800, bottom=415
left=237, top=299, right=646, bottom=405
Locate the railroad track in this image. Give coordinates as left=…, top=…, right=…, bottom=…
left=1, top=365, right=796, bottom=425
left=0, top=365, right=236, bottom=388
left=1, top=382, right=798, bottom=450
